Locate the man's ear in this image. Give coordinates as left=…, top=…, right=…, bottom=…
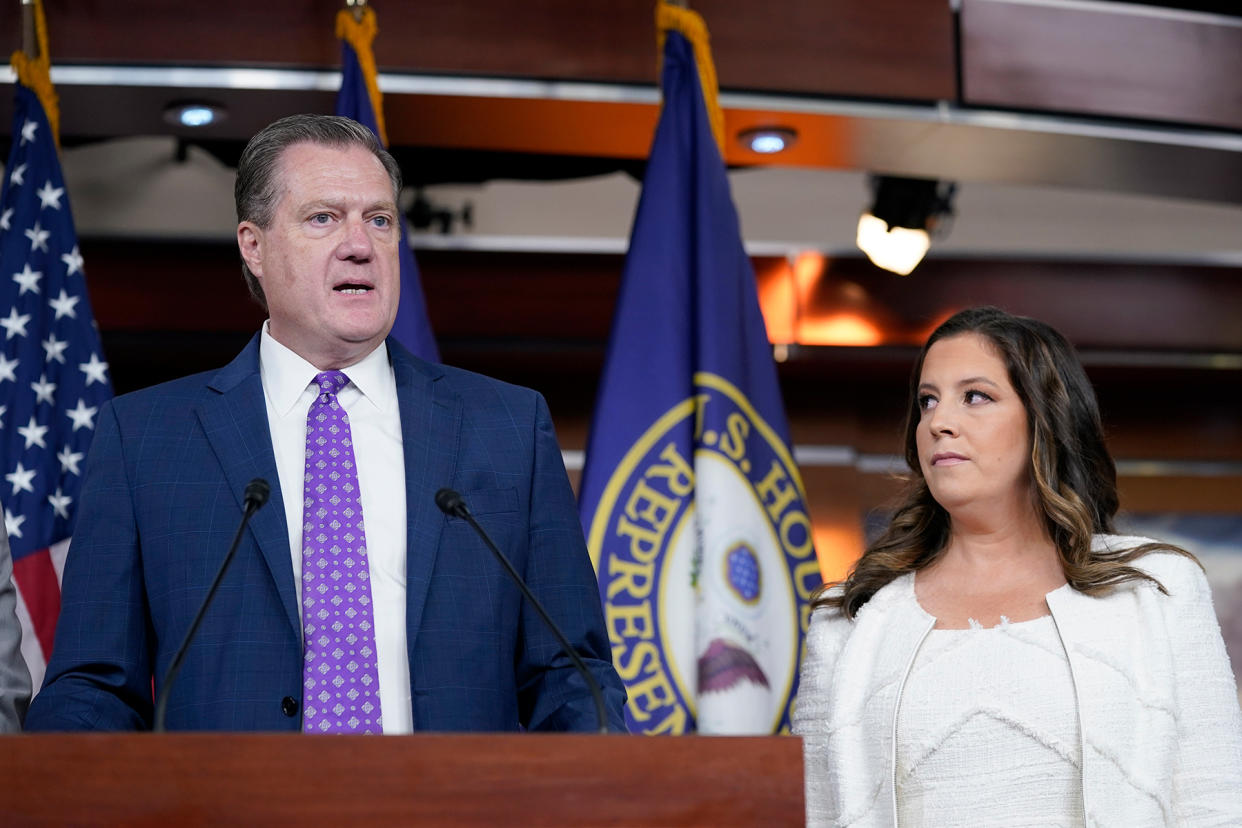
left=237, top=222, right=263, bottom=279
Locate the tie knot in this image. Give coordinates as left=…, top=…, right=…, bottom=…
left=313, top=370, right=349, bottom=398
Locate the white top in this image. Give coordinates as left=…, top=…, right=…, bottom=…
left=259, top=323, right=412, bottom=733
left=896, top=614, right=1083, bottom=827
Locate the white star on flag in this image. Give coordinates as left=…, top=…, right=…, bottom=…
left=57, top=446, right=85, bottom=477
left=0, top=354, right=16, bottom=383
left=5, top=462, right=37, bottom=496
left=12, top=263, right=41, bottom=295
left=1, top=307, right=32, bottom=339
left=47, top=488, right=72, bottom=520
left=25, top=220, right=50, bottom=253
left=61, top=245, right=84, bottom=277
left=65, top=398, right=98, bottom=431
left=79, top=353, right=109, bottom=386
left=49, top=288, right=80, bottom=319
left=42, top=334, right=69, bottom=364
left=36, top=180, right=64, bottom=210
left=9, top=162, right=26, bottom=186
left=20, top=118, right=37, bottom=144
left=3, top=509, right=24, bottom=540
left=0, top=207, right=11, bottom=230
left=31, top=373, right=57, bottom=404
left=0, top=405, right=6, bottom=428
left=17, top=416, right=49, bottom=450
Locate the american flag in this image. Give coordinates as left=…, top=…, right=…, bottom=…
left=2, top=81, right=112, bottom=690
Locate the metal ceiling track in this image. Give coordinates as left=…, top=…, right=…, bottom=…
left=6, top=64, right=1242, bottom=204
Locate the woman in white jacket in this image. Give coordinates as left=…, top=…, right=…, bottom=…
left=794, top=306, right=1242, bottom=827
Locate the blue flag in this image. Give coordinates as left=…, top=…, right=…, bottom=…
left=336, top=18, right=439, bottom=362
left=1, top=82, right=112, bottom=680
left=579, top=26, right=821, bottom=734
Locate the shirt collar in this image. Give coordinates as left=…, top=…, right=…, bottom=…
left=339, top=335, right=395, bottom=413
left=259, top=321, right=394, bottom=416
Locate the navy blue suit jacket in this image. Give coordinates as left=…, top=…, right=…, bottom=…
left=26, top=336, right=625, bottom=732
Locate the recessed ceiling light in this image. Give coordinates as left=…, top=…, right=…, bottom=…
left=738, top=127, right=797, bottom=154
left=163, top=102, right=227, bottom=128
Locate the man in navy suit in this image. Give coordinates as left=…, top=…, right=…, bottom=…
left=25, top=115, right=626, bottom=732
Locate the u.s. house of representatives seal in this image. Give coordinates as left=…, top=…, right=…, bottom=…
left=589, top=373, right=820, bottom=734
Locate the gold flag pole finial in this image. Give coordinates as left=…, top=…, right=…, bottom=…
left=345, top=0, right=367, bottom=24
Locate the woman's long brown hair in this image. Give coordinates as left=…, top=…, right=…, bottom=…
left=815, top=306, right=1196, bottom=619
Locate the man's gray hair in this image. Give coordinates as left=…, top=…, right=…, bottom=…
left=234, top=114, right=403, bottom=309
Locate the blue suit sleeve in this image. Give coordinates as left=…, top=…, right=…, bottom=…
left=25, top=400, right=153, bottom=730
left=516, top=393, right=628, bottom=732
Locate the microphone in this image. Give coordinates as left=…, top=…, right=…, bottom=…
left=435, top=487, right=611, bottom=734
left=153, top=478, right=271, bottom=732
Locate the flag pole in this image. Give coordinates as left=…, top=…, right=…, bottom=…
left=335, top=0, right=386, bottom=146
left=13, top=0, right=59, bottom=148
left=334, top=0, right=440, bottom=360
left=20, top=0, right=38, bottom=59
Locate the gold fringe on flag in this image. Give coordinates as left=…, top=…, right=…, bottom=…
left=335, top=6, right=388, bottom=146
left=10, top=0, right=61, bottom=148
left=656, top=0, right=725, bottom=158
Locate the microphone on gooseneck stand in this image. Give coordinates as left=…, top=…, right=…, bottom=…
left=153, top=478, right=271, bottom=732
left=434, top=488, right=611, bottom=734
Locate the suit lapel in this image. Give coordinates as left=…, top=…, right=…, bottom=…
left=195, top=335, right=300, bottom=636
left=390, top=342, right=460, bottom=650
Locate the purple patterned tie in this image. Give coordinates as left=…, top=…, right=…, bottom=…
left=300, top=370, right=383, bottom=734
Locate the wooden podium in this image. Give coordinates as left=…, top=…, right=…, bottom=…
left=2, top=733, right=804, bottom=826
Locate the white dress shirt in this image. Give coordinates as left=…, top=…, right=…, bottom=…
left=259, top=323, right=412, bottom=733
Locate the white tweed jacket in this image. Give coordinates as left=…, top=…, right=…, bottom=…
left=793, top=536, right=1242, bottom=827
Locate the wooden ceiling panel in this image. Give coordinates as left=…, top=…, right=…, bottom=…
left=699, top=0, right=955, bottom=100
left=9, top=1, right=956, bottom=102
left=962, top=0, right=1242, bottom=131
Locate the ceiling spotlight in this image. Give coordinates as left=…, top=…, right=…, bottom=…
left=738, top=127, right=797, bottom=155
left=856, top=175, right=955, bottom=276
left=163, top=101, right=227, bottom=128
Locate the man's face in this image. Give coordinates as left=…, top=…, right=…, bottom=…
left=237, top=141, right=400, bottom=369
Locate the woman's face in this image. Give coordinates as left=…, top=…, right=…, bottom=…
left=914, top=332, right=1032, bottom=515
